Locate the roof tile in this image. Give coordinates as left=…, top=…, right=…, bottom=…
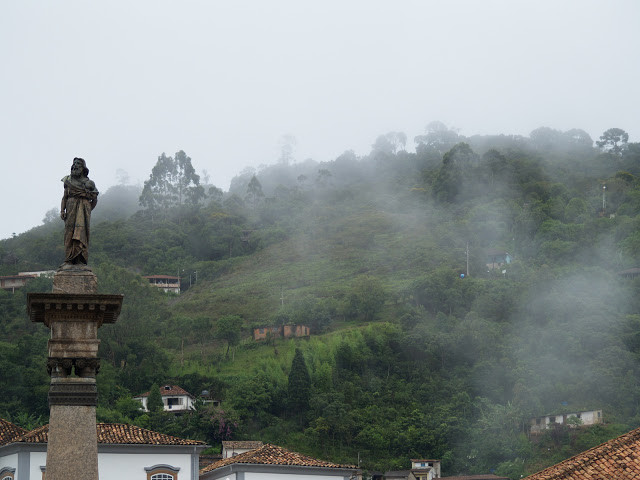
left=525, top=426, right=640, bottom=479
left=201, top=443, right=356, bottom=474
left=13, top=423, right=205, bottom=446
left=0, top=419, right=27, bottom=446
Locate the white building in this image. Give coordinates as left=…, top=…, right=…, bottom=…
left=382, top=460, right=441, bottom=480
left=221, top=440, right=263, bottom=458
left=200, top=443, right=357, bottom=480
left=134, top=385, right=196, bottom=413
left=530, top=409, right=603, bottom=434
left=0, top=420, right=206, bottom=480
left=143, top=275, right=181, bottom=294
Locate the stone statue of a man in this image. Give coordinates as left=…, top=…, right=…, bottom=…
left=60, top=157, right=99, bottom=267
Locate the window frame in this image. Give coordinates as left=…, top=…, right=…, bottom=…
left=145, top=464, right=180, bottom=480
left=0, top=466, right=16, bottom=480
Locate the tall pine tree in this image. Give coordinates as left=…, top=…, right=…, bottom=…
left=287, top=348, right=311, bottom=417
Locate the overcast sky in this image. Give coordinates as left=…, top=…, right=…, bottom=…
left=1, top=0, right=638, bottom=240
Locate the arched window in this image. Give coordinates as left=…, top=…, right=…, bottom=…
left=145, top=464, right=180, bottom=480
left=0, top=466, right=16, bottom=480
left=150, top=474, right=174, bottom=480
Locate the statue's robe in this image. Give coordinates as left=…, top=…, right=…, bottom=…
left=62, top=176, right=98, bottom=265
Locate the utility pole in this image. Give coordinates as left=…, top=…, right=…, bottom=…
left=602, top=184, right=607, bottom=212
left=466, top=242, right=469, bottom=277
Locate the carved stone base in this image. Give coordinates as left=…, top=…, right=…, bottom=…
left=53, top=268, right=97, bottom=294
left=48, top=377, right=98, bottom=406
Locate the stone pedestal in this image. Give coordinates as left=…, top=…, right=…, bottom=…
left=52, top=267, right=98, bottom=294
left=28, top=270, right=122, bottom=480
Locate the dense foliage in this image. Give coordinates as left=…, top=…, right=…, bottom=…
left=2, top=128, right=640, bottom=478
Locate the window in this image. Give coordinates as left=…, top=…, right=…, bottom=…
left=0, top=467, right=16, bottom=480
left=145, top=464, right=180, bottom=480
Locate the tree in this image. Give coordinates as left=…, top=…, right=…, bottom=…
left=146, top=383, right=164, bottom=413
left=414, top=121, right=460, bottom=154
left=216, top=315, right=243, bottom=358
left=139, top=150, right=205, bottom=211
left=372, top=131, right=407, bottom=155
left=316, top=169, right=332, bottom=188
left=287, top=348, right=311, bottom=416
left=245, top=175, right=264, bottom=208
left=564, top=128, right=593, bottom=148
left=345, top=275, right=386, bottom=322
left=279, top=134, right=297, bottom=165
left=596, top=128, right=629, bottom=155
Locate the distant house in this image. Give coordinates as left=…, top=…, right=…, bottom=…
left=221, top=440, right=263, bottom=458
left=0, top=274, right=36, bottom=293
left=486, top=249, right=512, bottom=270
left=0, top=420, right=206, bottom=480
left=253, top=324, right=310, bottom=341
left=134, top=385, right=196, bottom=413
left=200, top=443, right=357, bottom=479
left=617, top=268, right=640, bottom=279
left=525, top=424, right=640, bottom=479
left=143, top=275, right=181, bottom=294
left=0, top=270, right=56, bottom=293
left=381, top=459, right=441, bottom=480
left=18, top=270, right=55, bottom=278
left=199, top=389, right=221, bottom=408
left=529, top=409, right=603, bottom=434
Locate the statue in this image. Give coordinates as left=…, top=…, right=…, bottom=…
left=60, top=157, right=99, bottom=268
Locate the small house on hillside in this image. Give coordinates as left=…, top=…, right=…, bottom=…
left=143, top=275, right=181, bottom=294
left=486, top=249, right=512, bottom=270
left=0, top=275, right=35, bottom=293
left=222, top=440, right=263, bottom=458
left=617, top=268, right=640, bottom=279
left=380, top=459, right=441, bottom=480
left=134, top=385, right=195, bottom=413
left=200, top=443, right=357, bottom=479
left=253, top=324, right=310, bottom=341
left=530, top=409, right=602, bottom=434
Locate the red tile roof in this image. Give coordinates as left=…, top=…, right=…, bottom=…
left=441, top=476, right=510, bottom=480
left=525, top=426, right=640, bottom=479
left=200, top=443, right=356, bottom=474
left=135, top=385, right=194, bottom=398
left=0, top=419, right=27, bottom=446
left=13, top=423, right=204, bottom=446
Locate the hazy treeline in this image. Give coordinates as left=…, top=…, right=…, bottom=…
left=2, top=126, right=640, bottom=478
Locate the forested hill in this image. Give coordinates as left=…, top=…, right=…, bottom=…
left=3, top=126, right=640, bottom=479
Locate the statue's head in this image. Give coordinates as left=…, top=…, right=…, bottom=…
left=71, top=157, right=89, bottom=177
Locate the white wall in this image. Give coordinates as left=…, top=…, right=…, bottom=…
left=98, top=452, right=193, bottom=480
left=29, top=451, right=47, bottom=480
left=0, top=453, right=18, bottom=478
left=216, top=474, right=236, bottom=480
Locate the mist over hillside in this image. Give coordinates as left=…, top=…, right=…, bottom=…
left=2, top=126, right=640, bottom=478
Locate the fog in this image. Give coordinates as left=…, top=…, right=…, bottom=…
left=2, top=0, right=639, bottom=239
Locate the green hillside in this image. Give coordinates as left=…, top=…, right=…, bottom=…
left=3, top=128, right=640, bottom=478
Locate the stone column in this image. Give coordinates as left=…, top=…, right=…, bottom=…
left=28, top=269, right=122, bottom=480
